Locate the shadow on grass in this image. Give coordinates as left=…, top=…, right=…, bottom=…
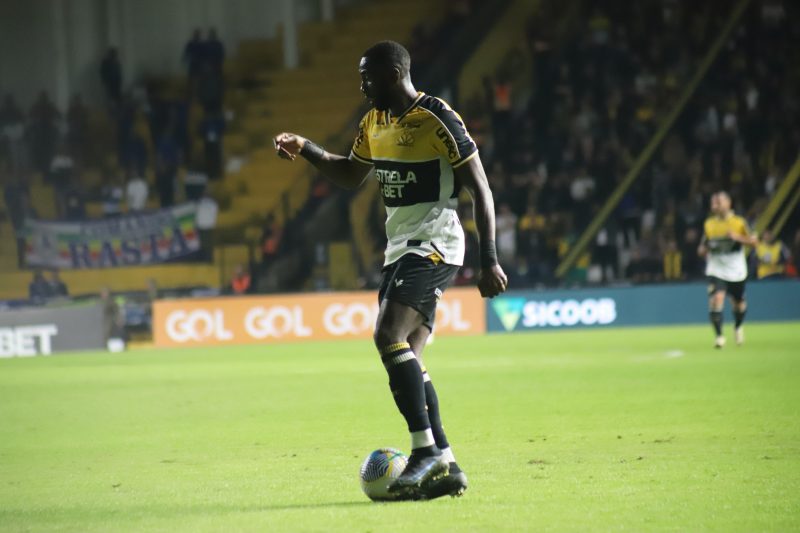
left=249, top=500, right=376, bottom=512
left=0, top=499, right=391, bottom=524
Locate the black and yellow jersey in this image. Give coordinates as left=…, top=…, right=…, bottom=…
left=703, top=213, right=751, bottom=281
left=755, top=241, right=788, bottom=279
left=350, top=92, right=478, bottom=266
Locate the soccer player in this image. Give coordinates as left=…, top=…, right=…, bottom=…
left=273, top=40, right=507, bottom=499
left=697, top=191, right=758, bottom=348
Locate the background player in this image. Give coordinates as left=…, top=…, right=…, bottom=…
left=698, top=191, right=758, bottom=348
left=272, top=41, right=507, bottom=499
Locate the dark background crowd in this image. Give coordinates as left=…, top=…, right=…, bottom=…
left=446, top=0, right=800, bottom=287
left=2, top=0, right=799, bottom=297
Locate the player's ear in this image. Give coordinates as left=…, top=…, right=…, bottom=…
left=391, top=66, right=402, bottom=83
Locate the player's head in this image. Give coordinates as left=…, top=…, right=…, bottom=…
left=710, top=191, right=731, bottom=216
left=359, top=40, right=411, bottom=111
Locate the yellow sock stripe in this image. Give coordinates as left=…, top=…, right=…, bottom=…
left=380, top=342, right=411, bottom=356
left=383, top=351, right=416, bottom=369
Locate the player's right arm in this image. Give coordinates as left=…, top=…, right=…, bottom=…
left=272, top=132, right=372, bottom=190
left=698, top=221, right=710, bottom=258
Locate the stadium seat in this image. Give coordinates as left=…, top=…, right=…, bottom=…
left=0, top=264, right=220, bottom=299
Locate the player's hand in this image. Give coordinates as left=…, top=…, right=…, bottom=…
left=697, top=244, right=708, bottom=257
left=273, top=133, right=306, bottom=161
left=477, top=264, right=508, bottom=298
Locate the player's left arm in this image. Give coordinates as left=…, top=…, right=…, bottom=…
left=455, top=154, right=508, bottom=298
left=728, top=219, right=758, bottom=246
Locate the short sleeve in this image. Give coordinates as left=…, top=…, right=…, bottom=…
left=350, top=112, right=373, bottom=164
left=426, top=98, right=478, bottom=168
left=738, top=217, right=751, bottom=237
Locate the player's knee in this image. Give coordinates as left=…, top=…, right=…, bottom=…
left=711, top=293, right=725, bottom=310
left=373, top=327, right=403, bottom=352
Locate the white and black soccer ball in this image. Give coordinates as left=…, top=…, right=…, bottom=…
left=359, top=447, right=408, bottom=501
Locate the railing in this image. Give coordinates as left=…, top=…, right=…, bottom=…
left=755, top=156, right=800, bottom=236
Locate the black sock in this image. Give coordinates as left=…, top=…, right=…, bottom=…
left=381, top=343, right=431, bottom=435
left=423, top=380, right=450, bottom=450
left=709, top=311, right=723, bottom=336
left=734, top=308, right=746, bottom=328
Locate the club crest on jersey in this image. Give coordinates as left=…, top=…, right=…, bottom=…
left=396, top=131, right=415, bottom=147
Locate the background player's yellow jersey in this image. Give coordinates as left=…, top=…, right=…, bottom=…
left=350, top=92, right=478, bottom=266
left=703, top=212, right=751, bottom=282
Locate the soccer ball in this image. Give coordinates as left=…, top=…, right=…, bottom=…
left=359, top=447, right=408, bottom=501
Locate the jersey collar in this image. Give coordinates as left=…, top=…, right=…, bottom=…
left=389, top=92, right=424, bottom=123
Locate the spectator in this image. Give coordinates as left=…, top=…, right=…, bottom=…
left=49, top=144, right=75, bottom=215
left=28, top=270, right=51, bottom=302
left=100, top=48, right=123, bottom=105
left=101, top=175, right=124, bottom=217
left=49, top=143, right=75, bottom=186
left=155, top=131, right=181, bottom=207
left=63, top=186, right=86, bottom=220
left=205, top=28, right=225, bottom=73
left=126, top=174, right=149, bottom=212
left=120, top=132, right=148, bottom=179
left=196, top=190, right=218, bottom=262
left=680, top=227, right=704, bottom=280
left=47, top=270, right=69, bottom=297
left=184, top=168, right=208, bottom=201
left=230, top=264, right=251, bottom=295
left=197, top=63, right=224, bottom=115
left=100, top=287, right=126, bottom=351
left=28, top=92, right=59, bottom=176
left=182, top=29, right=205, bottom=86
left=495, top=203, right=518, bottom=266
left=0, top=94, right=28, bottom=176
left=593, top=227, right=617, bottom=282
left=625, top=248, right=648, bottom=284
left=5, top=186, right=36, bottom=267
left=570, top=167, right=596, bottom=228
left=488, top=72, right=513, bottom=169
left=260, top=214, right=283, bottom=270
left=754, top=229, right=790, bottom=280
left=662, top=239, right=683, bottom=281
left=199, top=112, right=225, bottom=179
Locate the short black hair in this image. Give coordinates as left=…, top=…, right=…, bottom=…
left=362, top=40, right=411, bottom=76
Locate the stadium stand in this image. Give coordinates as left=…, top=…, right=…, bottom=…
left=1, top=0, right=798, bottom=305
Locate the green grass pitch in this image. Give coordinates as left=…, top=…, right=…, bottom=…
left=1, top=322, right=799, bottom=532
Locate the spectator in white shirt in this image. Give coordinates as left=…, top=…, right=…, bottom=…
left=196, top=190, right=218, bottom=261
left=496, top=203, right=518, bottom=266
left=126, top=175, right=149, bottom=211
left=102, top=175, right=124, bottom=218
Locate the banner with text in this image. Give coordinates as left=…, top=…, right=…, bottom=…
left=153, top=287, right=485, bottom=347
left=24, top=204, right=200, bottom=269
left=487, top=280, right=800, bottom=332
left=0, top=303, right=106, bottom=357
